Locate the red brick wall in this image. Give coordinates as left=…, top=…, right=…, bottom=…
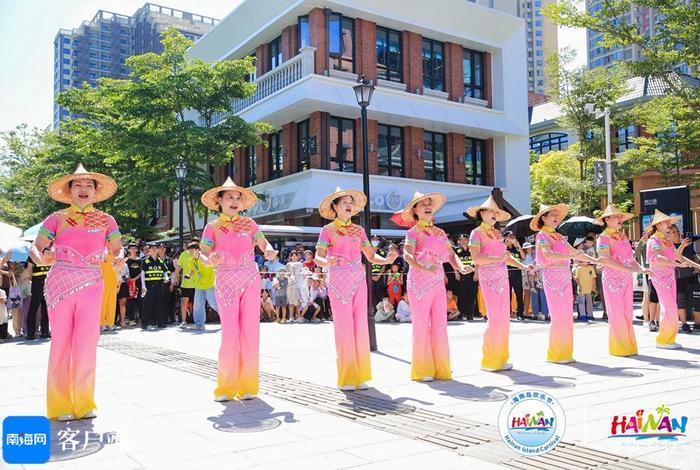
left=444, top=43, right=464, bottom=101
left=484, top=52, right=492, bottom=108
left=447, top=133, right=466, bottom=183
left=255, top=44, right=268, bottom=77
left=403, top=126, right=425, bottom=179
left=309, top=8, right=328, bottom=75
left=282, top=122, right=297, bottom=175
left=258, top=138, right=269, bottom=182
left=233, top=148, right=246, bottom=186
left=309, top=111, right=327, bottom=169
left=353, top=118, right=378, bottom=174
left=281, top=25, right=297, bottom=62
left=402, top=31, right=423, bottom=94
left=485, top=138, right=495, bottom=186
left=354, top=18, right=377, bottom=82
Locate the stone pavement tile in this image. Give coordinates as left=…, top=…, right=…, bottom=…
left=343, top=448, right=503, bottom=469
left=251, top=450, right=369, bottom=470
left=342, top=436, right=438, bottom=462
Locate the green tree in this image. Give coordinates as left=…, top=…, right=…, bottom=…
left=56, top=29, right=271, bottom=236
left=545, top=0, right=700, bottom=189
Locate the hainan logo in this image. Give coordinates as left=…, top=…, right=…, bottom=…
left=608, top=405, right=688, bottom=441
left=498, top=390, right=566, bottom=455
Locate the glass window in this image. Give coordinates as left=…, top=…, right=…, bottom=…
left=463, top=48, right=484, bottom=99
left=616, top=126, right=637, bottom=152
left=328, top=13, right=354, bottom=72
left=63, top=48, right=71, bottom=54
left=376, top=27, right=402, bottom=82
left=269, top=36, right=282, bottom=70
left=378, top=124, right=404, bottom=176
left=422, top=38, right=444, bottom=91
left=464, top=137, right=486, bottom=185
left=245, top=145, right=257, bottom=186
left=298, top=16, right=310, bottom=49
left=63, top=37, right=71, bottom=44
left=268, top=131, right=284, bottom=180
left=423, top=131, right=446, bottom=181
left=529, top=132, right=569, bottom=154
left=298, top=119, right=312, bottom=171
left=329, top=117, right=355, bottom=172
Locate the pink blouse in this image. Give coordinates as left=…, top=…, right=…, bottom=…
left=468, top=226, right=506, bottom=259
left=40, top=209, right=120, bottom=265
left=201, top=217, right=262, bottom=259
left=646, top=234, right=675, bottom=268
left=405, top=225, right=449, bottom=265
left=535, top=231, right=570, bottom=269
left=316, top=223, right=369, bottom=265
left=597, top=230, right=634, bottom=267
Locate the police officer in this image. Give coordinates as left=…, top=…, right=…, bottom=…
left=24, top=248, right=52, bottom=339
left=157, top=243, right=176, bottom=325
left=370, top=235, right=387, bottom=308
left=140, top=242, right=168, bottom=329
left=504, top=231, right=526, bottom=321
left=454, top=234, right=478, bottom=321
left=125, top=243, right=142, bottom=326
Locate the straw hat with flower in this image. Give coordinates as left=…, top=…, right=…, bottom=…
left=47, top=163, right=117, bottom=204
left=400, top=191, right=446, bottom=222
left=318, top=187, right=367, bottom=220
left=200, top=177, right=258, bottom=212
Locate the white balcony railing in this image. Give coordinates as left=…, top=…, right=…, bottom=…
left=204, top=46, right=316, bottom=126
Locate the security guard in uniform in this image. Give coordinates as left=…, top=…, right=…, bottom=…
left=158, top=243, right=176, bottom=324
left=24, top=250, right=52, bottom=339
left=454, top=234, right=478, bottom=321
left=140, top=242, right=168, bottom=329
left=370, top=235, right=387, bottom=308
left=504, top=231, right=526, bottom=320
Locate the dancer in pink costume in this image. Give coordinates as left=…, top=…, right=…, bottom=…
left=466, top=196, right=532, bottom=372
left=401, top=191, right=473, bottom=382
left=31, top=164, right=123, bottom=421
left=200, top=177, right=277, bottom=401
left=530, top=204, right=596, bottom=364
left=593, top=205, right=649, bottom=356
left=314, top=187, right=397, bottom=391
left=644, top=210, right=697, bottom=349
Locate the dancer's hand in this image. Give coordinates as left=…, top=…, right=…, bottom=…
left=459, top=265, right=474, bottom=275
left=420, top=262, right=437, bottom=273
left=326, top=256, right=337, bottom=267
left=41, top=249, right=55, bottom=265
left=264, top=249, right=278, bottom=261
left=385, top=251, right=398, bottom=264
left=208, top=252, right=222, bottom=266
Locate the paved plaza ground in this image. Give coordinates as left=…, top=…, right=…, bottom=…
left=2, top=310, right=699, bottom=469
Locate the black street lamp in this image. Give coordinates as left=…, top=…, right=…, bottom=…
left=353, top=76, right=377, bottom=351
left=175, top=161, right=187, bottom=251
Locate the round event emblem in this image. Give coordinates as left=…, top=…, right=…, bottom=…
left=498, top=389, right=566, bottom=455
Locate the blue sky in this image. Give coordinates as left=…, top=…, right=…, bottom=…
left=0, top=0, right=585, bottom=133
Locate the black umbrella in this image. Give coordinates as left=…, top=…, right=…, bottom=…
left=557, top=216, right=603, bottom=243
left=503, top=214, right=535, bottom=240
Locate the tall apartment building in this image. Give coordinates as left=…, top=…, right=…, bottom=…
left=518, top=0, right=558, bottom=94
left=53, top=3, right=218, bottom=127
left=183, top=0, right=530, bottom=232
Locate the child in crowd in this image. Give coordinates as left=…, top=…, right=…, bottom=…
left=573, top=262, right=596, bottom=322
left=286, top=251, right=303, bottom=321
left=272, top=267, right=289, bottom=323
left=374, top=297, right=395, bottom=322
left=530, top=267, right=549, bottom=321
left=447, top=290, right=461, bottom=320
left=299, top=276, right=321, bottom=322
left=303, top=249, right=316, bottom=270
left=387, top=264, right=403, bottom=307
left=395, top=293, right=411, bottom=322
left=260, top=289, right=275, bottom=322
left=312, top=275, right=331, bottom=320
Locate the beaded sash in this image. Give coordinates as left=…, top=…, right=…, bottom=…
left=44, top=246, right=106, bottom=309
left=214, top=252, right=259, bottom=308
left=327, top=256, right=365, bottom=305
left=542, top=266, right=572, bottom=296
left=477, top=262, right=508, bottom=294
left=650, top=266, right=675, bottom=291
left=407, top=248, right=447, bottom=300
left=602, top=265, right=631, bottom=293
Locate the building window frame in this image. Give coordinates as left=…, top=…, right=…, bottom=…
left=463, top=48, right=484, bottom=99
left=269, top=35, right=282, bottom=71
left=298, top=119, right=311, bottom=172
left=423, top=131, right=446, bottom=181
left=329, top=116, right=356, bottom=173
left=422, top=38, right=444, bottom=92
left=616, top=125, right=637, bottom=152
left=377, top=124, right=404, bottom=176
left=268, top=131, right=284, bottom=180
left=464, top=137, right=486, bottom=185
left=298, top=15, right=310, bottom=50
left=529, top=132, right=569, bottom=154
left=327, top=12, right=354, bottom=73
left=376, top=26, right=402, bottom=82
left=245, top=145, right=257, bottom=186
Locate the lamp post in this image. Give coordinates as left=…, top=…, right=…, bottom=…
left=175, top=161, right=187, bottom=250
left=353, top=76, right=377, bottom=351
left=585, top=104, right=613, bottom=204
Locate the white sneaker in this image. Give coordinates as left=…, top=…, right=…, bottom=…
left=548, top=359, right=575, bottom=364
left=656, top=343, right=682, bottom=350
left=537, top=314, right=545, bottom=321
left=421, top=376, right=434, bottom=382
left=57, top=414, right=74, bottom=422
left=356, top=383, right=369, bottom=390
left=82, top=410, right=97, bottom=419
left=501, top=363, right=514, bottom=370
left=214, top=395, right=230, bottom=402
left=339, top=385, right=356, bottom=391
left=179, top=322, right=188, bottom=328
left=240, top=394, right=256, bottom=400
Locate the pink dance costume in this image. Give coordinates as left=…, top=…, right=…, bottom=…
left=646, top=233, right=679, bottom=347
left=405, top=222, right=451, bottom=380
left=202, top=216, right=263, bottom=399
left=316, top=222, right=371, bottom=387
left=535, top=228, right=574, bottom=363
left=469, top=224, right=511, bottom=370
left=597, top=229, right=638, bottom=356
left=39, top=206, right=120, bottom=419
